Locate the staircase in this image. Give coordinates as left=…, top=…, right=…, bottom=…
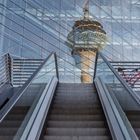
left=0, top=106, right=29, bottom=140
left=126, top=110, right=140, bottom=139
left=40, top=83, right=112, bottom=140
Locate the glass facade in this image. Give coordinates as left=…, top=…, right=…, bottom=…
left=0, top=0, right=140, bottom=60
left=0, top=0, right=140, bottom=80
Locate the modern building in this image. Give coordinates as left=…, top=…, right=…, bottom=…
left=0, top=0, right=140, bottom=140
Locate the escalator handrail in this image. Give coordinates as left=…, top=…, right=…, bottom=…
left=94, top=52, right=140, bottom=106
left=20, top=76, right=58, bottom=140
left=0, top=52, right=55, bottom=122
left=95, top=77, right=138, bottom=140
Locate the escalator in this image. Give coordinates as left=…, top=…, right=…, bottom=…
left=0, top=53, right=58, bottom=140
left=94, top=52, right=140, bottom=140
left=40, top=83, right=111, bottom=140
left=0, top=52, right=139, bottom=140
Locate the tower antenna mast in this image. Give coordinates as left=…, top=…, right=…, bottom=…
left=83, top=0, right=89, bottom=19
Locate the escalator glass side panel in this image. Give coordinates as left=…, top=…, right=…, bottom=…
left=0, top=54, right=57, bottom=139
left=94, top=52, right=139, bottom=139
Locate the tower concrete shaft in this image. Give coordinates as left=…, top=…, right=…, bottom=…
left=67, top=0, right=107, bottom=83
left=79, top=50, right=96, bottom=83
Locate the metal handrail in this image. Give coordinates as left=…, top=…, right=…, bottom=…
left=111, top=61, right=140, bottom=63
left=95, top=77, right=138, bottom=140
left=0, top=52, right=56, bottom=122
left=19, top=77, right=58, bottom=140
left=94, top=52, right=140, bottom=106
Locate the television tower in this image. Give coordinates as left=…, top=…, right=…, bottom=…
left=67, top=0, right=107, bottom=83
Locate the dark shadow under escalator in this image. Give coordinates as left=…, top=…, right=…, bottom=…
left=125, top=110, right=140, bottom=139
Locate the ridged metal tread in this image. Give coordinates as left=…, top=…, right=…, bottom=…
left=42, top=83, right=111, bottom=140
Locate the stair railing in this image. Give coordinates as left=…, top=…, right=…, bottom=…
left=0, top=53, right=12, bottom=87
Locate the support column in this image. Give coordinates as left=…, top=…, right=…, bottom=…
left=79, top=50, right=96, bottom=83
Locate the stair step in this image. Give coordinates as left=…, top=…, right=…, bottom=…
left=55, top=95, right=97, bottom=99
left=0, top=136, right=13, bottom=140
left=56, top=88, right=96, bottom=94
left=0, top=121, right=21, bottom=127
left=55, top=94, right=98, bottom=100
left=129, top=121, right=140, bottom=128
left=53, top=100, right=98, bottom=104
left=127, top=115, right=140, bottom=121
left=134, top=128, right=140, bottom=136
left=56, top=90, right=95, bottom=95
left=58, top=83, right=93, bottom=86
left=54, top=97, right=95, bottom=101
left=54, top=98, right=95, bottom=101
left=0, top=128, right=18, bottom=135
left=57, top=87, right=94, bottom=89
left=125, top=110, right=140, bottom=137
left=10, top=108, right=28, bottom=114
left=45, top=128, right=109, bottom=136
left=48, top=115, right=105, bottom=121
left=41, top=83, right=111, bottom=139
left=56, top=90, right=95, bottom=92
left=43, top=136, right=111, bottom=140
left=57, top=86, right=94, bottom=88
left=47, top=121, right=106, bottom=128
left=5, top=114, right=26, bottom=120
left=50, top=109, right=102, bottom=115
left=52, top=102, right=100, bottom=106
left=56, top=89, right=94, bottom=92
left=52, top=105, right=101, bottom=110
left=0, top=105, right=28, bottom=137
left=126, top=111, right=140, bottom=115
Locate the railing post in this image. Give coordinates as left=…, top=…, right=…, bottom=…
left=4, top=53, right=12, bottom=85
left=7, top=53, right=12, bottom=85
left=54, top=53, right=59, bottom=81
left=93, top=51, right=98, bottom=81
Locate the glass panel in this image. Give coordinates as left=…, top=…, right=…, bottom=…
left=0, top=54, right=57, bottom=139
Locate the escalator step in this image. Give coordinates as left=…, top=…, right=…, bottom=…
left=52, top=104, right=101, bottom=109
left=48, top=114, right=105, bottom=121
left=50, top=108, right=103, bottom=115
left=43, top=136, right=111, bottom=140
left=0, top=136, right=13, bottom=140
left=0, top=128, right=18, bottom=135
left=47, top=121, right=106, bottom=128
left=42, top=83, right=111, bottom=139
left=45, top=128, right=109, bottom=136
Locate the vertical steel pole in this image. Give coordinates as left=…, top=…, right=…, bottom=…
left=54, top=53, right=59, bottom=81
